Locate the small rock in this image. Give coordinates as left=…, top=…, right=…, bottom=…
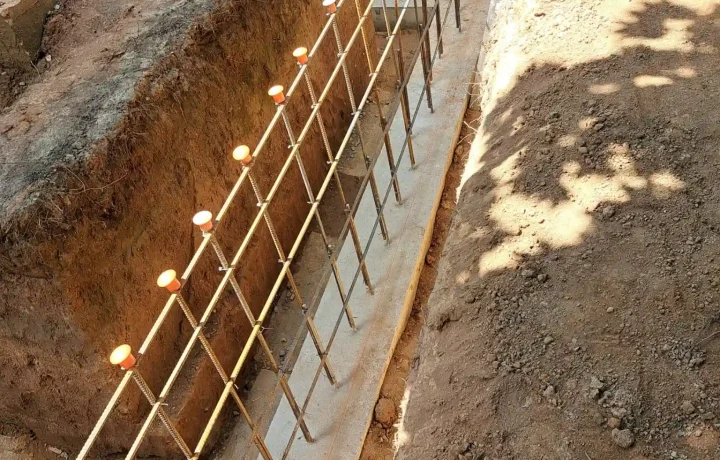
left=543, top=385, right=556, bottom=398
left=590, top=376, right=605, bottom=390
left=607, top=307, right=615, bottom=313
left=543, top=335, right=554, bottom=345
left=611, top=428, right=635, bottom=449
left=607, top=417, right=622, bottom=429
left=602, top=206, right=616, bottom=218
left=537, top=273, right=549, bottom=282
left=681, top=400, right=696, bottom=415
left=375, top=397, right=396, bottom=426
left=578, top=146, right=588, bottom=154
left=521, top=268, right=536, bottom=279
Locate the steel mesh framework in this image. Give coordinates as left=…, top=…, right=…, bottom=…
left=76, top=0, right=461, bottom=457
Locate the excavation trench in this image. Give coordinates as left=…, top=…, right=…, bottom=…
left=0, top=0, right=381, bottom=456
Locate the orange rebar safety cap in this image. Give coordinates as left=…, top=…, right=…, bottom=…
left=192, top=210, right=214, bottom=232
left=157, top=269, right=181, bottom=293
left=268, top=85, right=285, bottom=104
left=293, top=47, right=309, bottom=65
left=322, top=0, right=337, bottom=14
left=232, top=145, right=252, bottom=166
left=109, top=344, right=136, bottom=370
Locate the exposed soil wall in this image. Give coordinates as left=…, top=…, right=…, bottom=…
left=0, top=0, right=371, bottom=455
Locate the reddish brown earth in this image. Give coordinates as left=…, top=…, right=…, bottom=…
left=371, top=0, right=720, bottom=459
left=0, top=0, right=372, bottom=456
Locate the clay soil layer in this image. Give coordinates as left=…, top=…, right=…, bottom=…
left=0, top=0, right=372, bottom=456
left=398, top=0, right=720, bottom=459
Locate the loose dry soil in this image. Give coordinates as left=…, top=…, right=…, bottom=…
left=378, top=0, right=720, bottom=459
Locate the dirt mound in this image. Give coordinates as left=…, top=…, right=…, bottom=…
left=399, top=0, right=720, bottom=459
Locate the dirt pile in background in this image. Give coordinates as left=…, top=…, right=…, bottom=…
left=399, top=0, right=720, bottom=459
left=0, top=0, right=370, bottom=455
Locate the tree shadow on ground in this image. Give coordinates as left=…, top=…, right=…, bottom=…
left=402, top=1, right=720, bottom=459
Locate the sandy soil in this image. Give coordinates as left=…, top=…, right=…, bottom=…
left=395, top=0, right=720, bottom=459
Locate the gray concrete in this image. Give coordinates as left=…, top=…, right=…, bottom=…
left=216, top=0, right=487, bottom=458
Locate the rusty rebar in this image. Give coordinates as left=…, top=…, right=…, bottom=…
left=279, top=109, right=357, bottom=330
left=300, top=66, right=375, bottom=292
left=243, top=165, right=337, bottom=383
left=454, top=0, right=461, bottom=31
left=129, top=372, right=192, bottom=459
left=173, top=290, right=272, bottom=460
left=418, top=23, right=434, bottom=112
left=435, top=1, right=444, bottom=55
left=395, top=48, right=417, bottom=167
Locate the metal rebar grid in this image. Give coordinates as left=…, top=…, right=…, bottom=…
left=76, top=0, right=461, bottom=457
left=238, top=0, right=459, bottom=457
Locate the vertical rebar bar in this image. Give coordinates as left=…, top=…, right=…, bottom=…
left=173, top=291, right=272, bottom=460
left=242, top=167, right=338, bottom=384
left=395, top=48, right=417, bottom=168
left=454, top=0, right=461, bottom=31
left=342, top=2, right=403, bottom=204
left=421, top=0, right=433, bottom=82
left=435, top=1, right=443, bottom=55
left=350, top=0, right=401, bottom=236
left=300, top=64, right=375, bottom=292
left=279, top=110, right=357, bottom=330
left=131, top=372, right=192, bottom=459
left=392, top=0, right=417, bottom=168
left=418, top=23, right=434, bottom=112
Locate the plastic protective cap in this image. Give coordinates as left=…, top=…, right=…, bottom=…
left=268, top=85, right=285, bottom=104
left=322, top=0, right=337, bottom=14
left=157, top=269, right=181, bottom=293
left=232, top=145, right=252, bottom=166
left=293, top=47, right=308, bottom=65
left=110, top=344, right=136, bottom=370
left=193, top=210, right=214, bottom=232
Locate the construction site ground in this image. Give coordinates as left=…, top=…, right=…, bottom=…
left=368, top=0, right=720, bottom=459
left=5, top=0, right=720, bottom=459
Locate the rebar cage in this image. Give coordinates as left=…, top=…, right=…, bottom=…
left=77, top=0, right=461, bottom=457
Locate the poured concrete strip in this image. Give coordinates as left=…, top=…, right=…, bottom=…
left=250, top=1, right=489, bottom=459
